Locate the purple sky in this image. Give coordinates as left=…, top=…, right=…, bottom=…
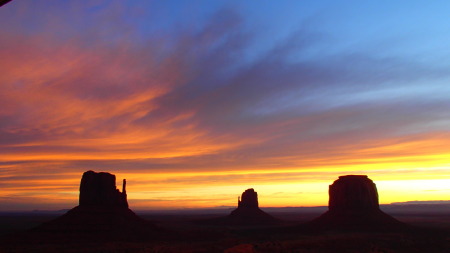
left=1, top=0, right=450, bottom=210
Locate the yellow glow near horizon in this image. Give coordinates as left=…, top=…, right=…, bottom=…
left=2, top=154, right=450, bottom=211
left=376, top=179, right=450, bottom=204
left=114, top=168, right=450, bottom=209
left=1, top=166, right=449, bottom=210
left=1, top=22, right=450, bottom=211
left=123, top=178, right=450, bottom=210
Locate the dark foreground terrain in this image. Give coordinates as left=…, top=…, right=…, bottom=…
left=1, top=207, right=449, bottom=253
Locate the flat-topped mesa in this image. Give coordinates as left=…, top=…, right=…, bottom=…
left=238, top=188, right=259, bottom=208
left=328, top=175, right=379, bottom=212
left=306, top=174, right=406, bottom=232
left=79, top=170, right=128, bottom=208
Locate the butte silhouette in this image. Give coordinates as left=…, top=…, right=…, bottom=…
left=29, top=170, right=162, bottom=242
left=201, top=188, right=279, bottom=226
left=0, top=0, right=13, bottom=8
left=306, top=175, right=407, bottom=232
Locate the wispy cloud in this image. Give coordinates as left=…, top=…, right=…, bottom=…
left=1, top=1, right=449, bottom=210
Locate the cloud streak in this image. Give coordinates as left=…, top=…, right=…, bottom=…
left=1, top=1, right=450, bottom=210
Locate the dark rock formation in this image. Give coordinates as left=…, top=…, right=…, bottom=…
left=199, top=188, right=279, bottom=226
left=228, top=188, right=278, bottom=225
left=238, top=188, right=258, bottom=208
left=27, top=171, right=164, bottom=242
left=79, top=170, right=128, bottom=207
left=329, top=175, right=379, bottom=212
left=0, top=0, right=12, bottom=8
left=307, top=175, right=407, bottom=232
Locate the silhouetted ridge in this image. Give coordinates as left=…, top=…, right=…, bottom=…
left=307, top=175, right=407, bottom=232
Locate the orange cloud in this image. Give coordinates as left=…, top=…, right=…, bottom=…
left=1, top=4, right=450, bottom=211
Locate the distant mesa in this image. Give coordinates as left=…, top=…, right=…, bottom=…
left=307, top=175, right=407, bottom=231
left=29, top=170, right=162, bottom=242
left=229, top=188, right=279, bottom=224
left=201, top=188, right=279, bottom=226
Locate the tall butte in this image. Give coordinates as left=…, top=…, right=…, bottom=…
left=308, top=175, right=406, bottom=231
left=227, top=188, right=278, bottom=225
left=79, top=170, right=128, bottom=207
left=31, top=170, right=161, bottom=242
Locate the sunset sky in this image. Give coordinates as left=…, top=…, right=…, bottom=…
left=1, top=0, right=450, bottom=211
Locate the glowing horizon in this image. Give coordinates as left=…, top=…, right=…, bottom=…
left=1, top=1, right=449, bottom=211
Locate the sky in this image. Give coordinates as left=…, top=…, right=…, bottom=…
left=1, top=0, right=450, bottom=211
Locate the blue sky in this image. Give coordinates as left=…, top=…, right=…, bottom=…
left=1, top=0, right=450, bottom=210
